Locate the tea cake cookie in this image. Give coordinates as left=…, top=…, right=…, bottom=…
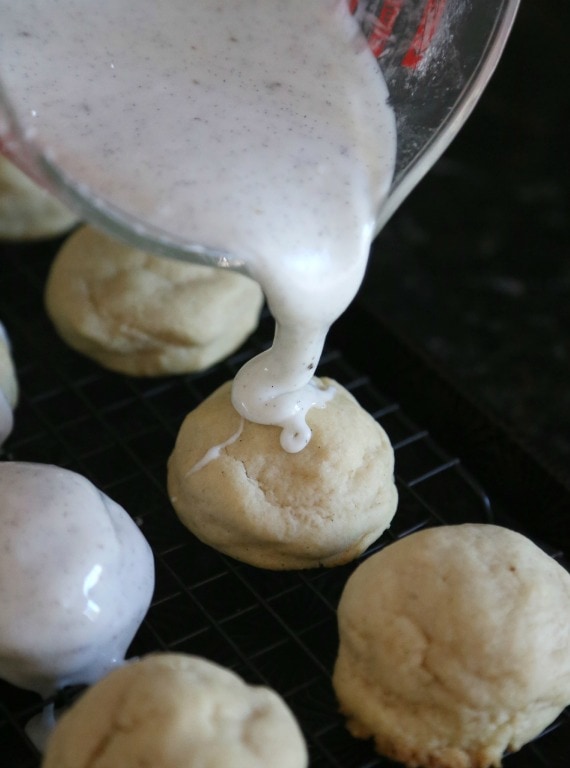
left=0, top=461, right=155, bottom=700
left=44, top=225, right=264, bottom=376
left=42, top=653, right=308, bottom=768
left=0, top=321, right=18, bottom=446
left=333, top=523, right=570, bottom=768
left=167, top=377, right=398, bottom=569
left=0, top=156, right=78, bottom=240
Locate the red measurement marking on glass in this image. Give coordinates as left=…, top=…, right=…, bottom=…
left=402, top=0, right=447, bottom=68
left=368, top=0, right=405, bottom=57
left=0, top=132, right=19, bottom=163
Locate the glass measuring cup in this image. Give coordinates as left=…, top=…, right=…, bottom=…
left=0, top=0, right=519, bottom=264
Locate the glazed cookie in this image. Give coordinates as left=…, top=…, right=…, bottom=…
left=167, top=377, right=398, bottom=569
left=0, top=321, right=18, bottom=446
left=333, top=523, right=570, bottom=768
left=0, top=156, right=77, bottom=240
left=42, top=653, right=308, bottom=768
left=44, top=225, right=264, bottom=376
left=0, top=461, right=154, bottom=699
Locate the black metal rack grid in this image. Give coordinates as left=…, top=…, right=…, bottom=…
left=1, top=243, right=569, bottom=767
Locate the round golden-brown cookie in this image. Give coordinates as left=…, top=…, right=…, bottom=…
left=0, top=156, right=78, bottom=240
left=0, top=322, right=18, bottom=446
left=333, top=523, right=570, bottom=768
left=167, top=377, right=398, bottom=569
left=44, top=225, right=264, bottom=376
left=42, top=653, right=308, bottom=768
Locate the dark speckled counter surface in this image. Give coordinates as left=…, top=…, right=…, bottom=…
left=360, top=0, right=570, bottom=490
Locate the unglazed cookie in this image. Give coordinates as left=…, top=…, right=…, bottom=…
left=0, top=321, right=18, bottom=446
left=167, top=377, right=397, bottom=569
left=42, top=653, right=308, bottom=768
left=0, top=156, right=78, bottom=240
left=44, top=225, right=264, bottom=376
left=333, top=524, right=570, bottom=768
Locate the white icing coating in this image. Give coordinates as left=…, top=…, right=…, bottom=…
left=0, top=462, right=155, bottom=700
left=24, top=702, right=56, bottom=753
left=0, top=320, right=8, bottom=346
left=233, top=373, right=337, bottom=453
left=0, top=0, right=396, bottom=450
left=0, top=321, right=16, bottom=447
left=0, top=389, right=13, bottom=447
left=186, top=417, right=245, bottom=478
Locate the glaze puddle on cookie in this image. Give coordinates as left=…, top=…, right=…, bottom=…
left=0, top=0, right=396, bottom=450
left=186, top=417, right=245, bottom=478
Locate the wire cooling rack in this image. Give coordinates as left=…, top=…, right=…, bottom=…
left=1, top=241, right=569, bottom=767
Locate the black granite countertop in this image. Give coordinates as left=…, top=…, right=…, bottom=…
left=361, top=0, right=570, bottom=490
